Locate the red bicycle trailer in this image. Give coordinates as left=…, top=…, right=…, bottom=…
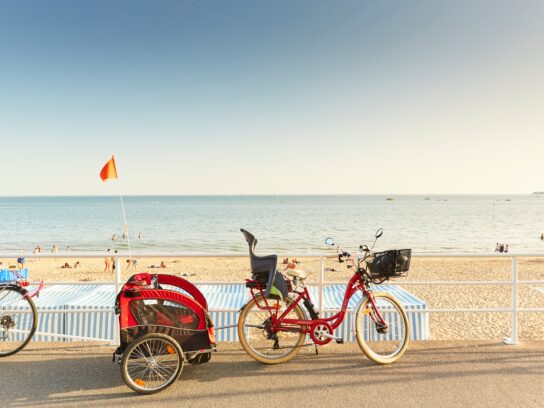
left=113, top=273, right=216, bottom=394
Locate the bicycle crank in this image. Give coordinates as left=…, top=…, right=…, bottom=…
left=309, top=322, right=334, bottom=345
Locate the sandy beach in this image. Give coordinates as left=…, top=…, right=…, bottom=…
left=2, top=255, right=544, bottom=341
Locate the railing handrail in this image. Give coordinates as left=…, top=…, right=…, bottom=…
left=1, top=251, right=543, bottom=258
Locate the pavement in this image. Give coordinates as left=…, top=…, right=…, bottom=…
left=0, top=341, right=543, bottom=408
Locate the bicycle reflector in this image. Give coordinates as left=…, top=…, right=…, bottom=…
left=208, top=326, right=216, bottom=345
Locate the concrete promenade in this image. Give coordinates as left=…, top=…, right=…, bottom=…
left=1, top=341, right=542, bottom=408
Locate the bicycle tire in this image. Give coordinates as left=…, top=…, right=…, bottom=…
left=0, top=285, right=38, bottom=357
left=355, top=292, right=409, bottom=364
left=238, top=294, right=306, bottom=364
left=121, top=333, right=184, bottom=395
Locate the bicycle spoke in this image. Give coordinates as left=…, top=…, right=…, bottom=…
left=239, top=295, right=306, bottom=362
left=356, top=295, right=408, bottom=363
left=0, top=286, right=37, bottom=356
left=123, top=335, right=182, bottom=393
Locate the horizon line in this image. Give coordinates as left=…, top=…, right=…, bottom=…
left=0, top=193, right=540, bottom=198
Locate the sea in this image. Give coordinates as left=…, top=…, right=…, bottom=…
left=1, top=195, right=544, bottom=254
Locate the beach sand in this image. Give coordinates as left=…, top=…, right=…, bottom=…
left=2, top=255, right=543, bottom=341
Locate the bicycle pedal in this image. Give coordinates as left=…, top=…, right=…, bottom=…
left=335, top=338, right=344, bottom=344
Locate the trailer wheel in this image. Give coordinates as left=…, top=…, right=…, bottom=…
left=121, top=333, right=184, bottom=394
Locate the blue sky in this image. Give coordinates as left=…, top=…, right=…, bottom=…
left=1, top=1, right=543, bottom=195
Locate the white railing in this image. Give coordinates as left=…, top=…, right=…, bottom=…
left=2, top=252, right=544, bottom=344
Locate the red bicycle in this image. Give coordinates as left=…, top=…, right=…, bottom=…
left=237, top=229, right=411, bottom=365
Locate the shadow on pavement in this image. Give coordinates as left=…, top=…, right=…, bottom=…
left=2, top=342, right=543, bottom=407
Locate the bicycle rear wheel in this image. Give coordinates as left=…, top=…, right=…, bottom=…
left=238, top=294, right=306, bottom=364
left=355, top=292, right=409, bottom=364
left=0, top=285, right=38, bottom=357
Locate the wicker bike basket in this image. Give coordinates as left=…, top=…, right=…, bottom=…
left=367, top=249, right=412, bottom=279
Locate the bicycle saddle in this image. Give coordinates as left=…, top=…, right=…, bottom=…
left=285, top=269, right=307, bottom=279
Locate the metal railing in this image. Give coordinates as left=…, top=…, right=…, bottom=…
left=1, top=251, right=543, bottom=344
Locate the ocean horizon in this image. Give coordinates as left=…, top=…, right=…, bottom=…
left=1, top=194, right=543, bottom=254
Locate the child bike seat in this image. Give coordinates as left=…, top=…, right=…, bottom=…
left=240, top=229, right=278, bottom=276
left=241, top=229, right=284, bottom=297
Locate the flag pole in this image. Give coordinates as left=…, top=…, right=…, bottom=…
left=119, top=193, right=132, bottom=259
left=101, top=155, right=131, bottom=302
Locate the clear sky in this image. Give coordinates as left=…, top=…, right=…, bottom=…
left=1, top=0, right=542, bottom=195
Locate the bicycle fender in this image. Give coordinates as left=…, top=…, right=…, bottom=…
left=239, top=299, right=252, bottom=313
left=0, top=284, right=28, bottom=295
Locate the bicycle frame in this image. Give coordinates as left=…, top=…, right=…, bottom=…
left=24, top=281, right=44, bottom=299
left=246, top=270, right=388, bottom=336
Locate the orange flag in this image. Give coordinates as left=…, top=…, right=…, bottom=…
left=100, top=156, right=118, bottom=181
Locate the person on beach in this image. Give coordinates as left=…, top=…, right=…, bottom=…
left=149, top=261, right=167, bottom=269
left=33, top=246, right=41, bottom=260
left=504, top=244, right=509, bottom=253
left=33, top=247, right=41, bottom=260
left=283, top=260, right=297, bottom=271
left=112, top=234, right=116, bottom=241
left=541, top=233, right=544, bottom=241
left=61, top=262, right=71, bottom=269
left=499, top=244, right=504, bottom=253
left=74, top=261, right=80, bottom=268
left=138, top=233, right=142, bottom=240
left=495, top=243, right=500, bottom=252
left=126, top=259, right=137, bottom=272
left=104, top=249, right=112, bottom=273
left=51, top=244, right=58, bottom=261
left=16, top=256, right=25, bottom=270
left=112, top=250, right=118, bottom=273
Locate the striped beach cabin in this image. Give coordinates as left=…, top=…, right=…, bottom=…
left=4, top=283, right=428, bottom=342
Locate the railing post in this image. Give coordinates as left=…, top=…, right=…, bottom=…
left=318, top=256, right=324, bottom=316
left=504, top=256, right=518, bottom=345
left=113, top=257, right=122, bottom=345
left=114, top=257, right=122, bottom=294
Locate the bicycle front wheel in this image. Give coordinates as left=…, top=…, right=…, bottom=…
left=238, top=294, right=306, bottom=364
left=355, top=292, right=409, bottom=364
left=0, top=285, right=38, bottom=357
